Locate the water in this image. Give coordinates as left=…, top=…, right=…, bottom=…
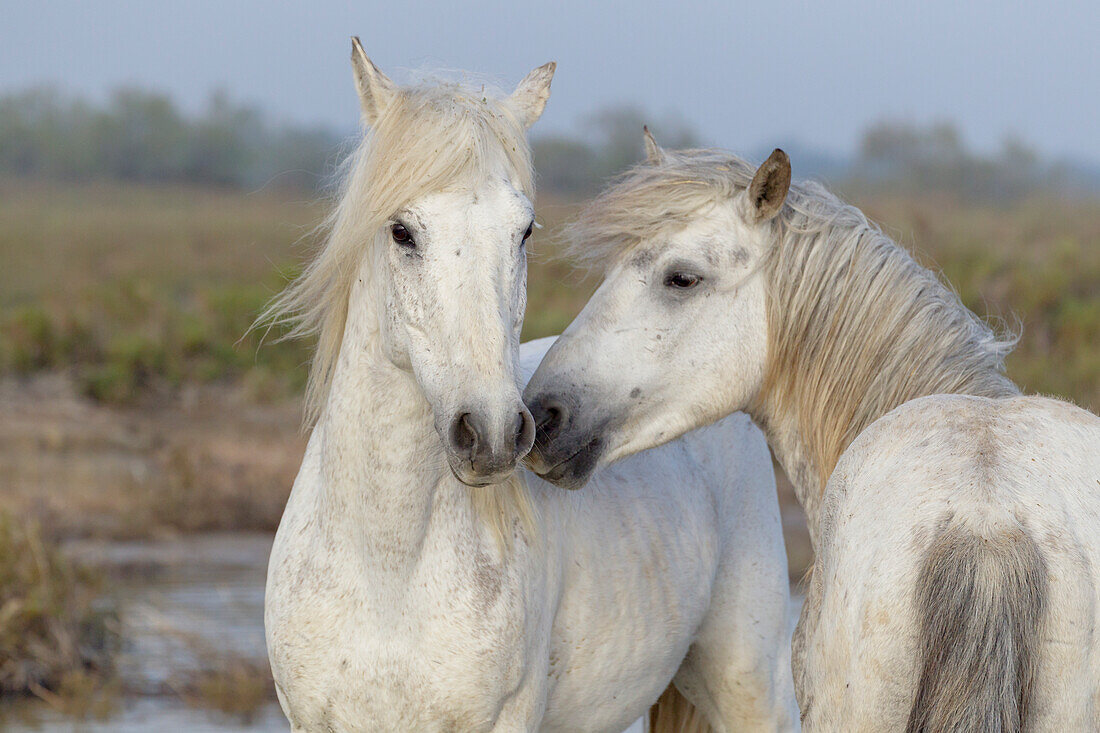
left=77, top=534, right=275, bottom=695
left=8, top=533, right=288, bottom=733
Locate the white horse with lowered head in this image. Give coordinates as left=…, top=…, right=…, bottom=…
left=524, top=132, right=1100, bottom=731
left=263, top=42, right=798, bottom=731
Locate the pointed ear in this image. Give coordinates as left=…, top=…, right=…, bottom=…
left=350, top=37, right=397, bottom=125
left=746, top=149, right=791, bottom=223
left=642, top=125, right=668, bottom=165
left=508, top=62, right=556, bottom=129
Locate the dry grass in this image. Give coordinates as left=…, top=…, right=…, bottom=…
left=171, top=658, right=275, bottom=722
left=0, top=375, right=303, bottom=540
left=855, top=193, right=1100, bottom=412
left=0, top=179, right=320, bottom=403
left=0, top=180, right=320, bottom=302
left=0, top=512, right=118, bottom=700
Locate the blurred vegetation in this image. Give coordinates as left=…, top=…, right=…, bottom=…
left=172, top=658, right=275, bottom=723
left=0, top=180, right=317, bottom=404
left=0, top=512, right=117, bottom=702
left=0, top=181, right=1095, bottom=413
left=848, top=120, right=1100, bottom=200
left=0, top=87, right=1095, bottom=411
left=0, top=282, right=311, bottom=405
left=533, top=107, right=700, bottom=196
left=0, top=87, right=341, bottom=190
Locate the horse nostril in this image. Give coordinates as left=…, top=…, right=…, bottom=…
left=531, top=395, right=568, bottom=441
left=515, top=410, right=536, bottom=458
left=449, top=410, right=528, bottom=477
left=450, top=412, right=480, bottom=457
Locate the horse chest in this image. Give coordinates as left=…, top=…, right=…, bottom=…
left=267, top=533, right=540, bottom=731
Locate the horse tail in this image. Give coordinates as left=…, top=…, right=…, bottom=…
left=648, top=683, right=712, bottom=733
left=906, top=521, right=1047, bottom=733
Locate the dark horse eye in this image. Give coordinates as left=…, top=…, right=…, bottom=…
left=391, top=223, right=415, bottom=247
left=522, top=222, right=534, bottom=243
left=664, top=271, right=701, bottom=289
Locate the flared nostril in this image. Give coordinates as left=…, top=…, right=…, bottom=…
left=449, top=412, right=480, bottom=457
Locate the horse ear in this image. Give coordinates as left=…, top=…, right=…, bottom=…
left=350, top=37, right=397, bottom=125
left=642, top=125, right=668, bottom=165
left=746, top=149, right=791, bottom=222
left=508, top=62, right=556, bottom=129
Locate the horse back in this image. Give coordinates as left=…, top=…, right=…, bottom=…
left=803, top=394, right=1100, bottom=728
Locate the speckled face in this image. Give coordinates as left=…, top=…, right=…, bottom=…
left=377, top=176, right=537, bottom=486
left=524, top=198, right=771, bottom=490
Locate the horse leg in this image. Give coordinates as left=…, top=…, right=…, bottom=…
left=674, top=497, right=800, bottom=731
left=795, top=569, right=917, bottom=730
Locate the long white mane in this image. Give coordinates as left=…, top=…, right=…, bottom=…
left=566, top=149, right=1019, bottom=490
left=261, top=76, right=535, bottom=426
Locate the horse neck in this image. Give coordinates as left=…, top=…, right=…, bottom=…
left=751, top=341, right=1016, bottom=550
left=748, top=223, right=1019, bottom=546
left=309, top=280, right=456, bottom=570
left=751, top=414, right=827, bottom=548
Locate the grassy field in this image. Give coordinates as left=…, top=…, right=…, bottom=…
left=4, top=181, right=1095, bottom=412
left=0, top=180, right=322, bottom=402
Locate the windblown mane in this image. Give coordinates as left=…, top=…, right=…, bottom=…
left=259, top=76, right=536, bottom=544
left=261, top=76, right=534, bottom=426
left=567, top=149, right=1019, bottom=490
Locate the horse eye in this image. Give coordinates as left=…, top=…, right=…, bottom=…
left=522, top=222, right=534, bottom=243
left=664, top=272, right=701, bottom=290
left=391, top=223, right=415, bottom=247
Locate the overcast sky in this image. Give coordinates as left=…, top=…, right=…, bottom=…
left=4, top=0, right=1099, bottom=160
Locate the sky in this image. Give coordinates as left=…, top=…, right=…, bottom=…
left=3, top=0, right=1099, bottom=161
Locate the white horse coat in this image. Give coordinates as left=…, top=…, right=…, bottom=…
left=267, top=337, right=794, bottom=731
left=523, top=138, right=1100, bottom=730
left=264, top=45, right=797, bottom=732
left=801, top=394, right=1100, bottom=730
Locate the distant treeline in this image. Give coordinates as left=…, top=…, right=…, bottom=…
left=535, top=112, right=1100, bottom=200
left=847, top=120, right=1100, bottom=200
left=532, top=106, right=701, bottom=196
left=2, top=87, right=1098, bottom=200
left=0, top=87, right=342, bottom=189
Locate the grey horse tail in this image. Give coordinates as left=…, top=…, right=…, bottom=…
left=906, top=521, right=1047, bottom=733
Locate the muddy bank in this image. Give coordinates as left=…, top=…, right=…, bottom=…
left=0, top=374, right=305, bottom=539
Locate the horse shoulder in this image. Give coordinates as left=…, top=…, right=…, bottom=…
left=519, top=336, right=558, bottom=386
